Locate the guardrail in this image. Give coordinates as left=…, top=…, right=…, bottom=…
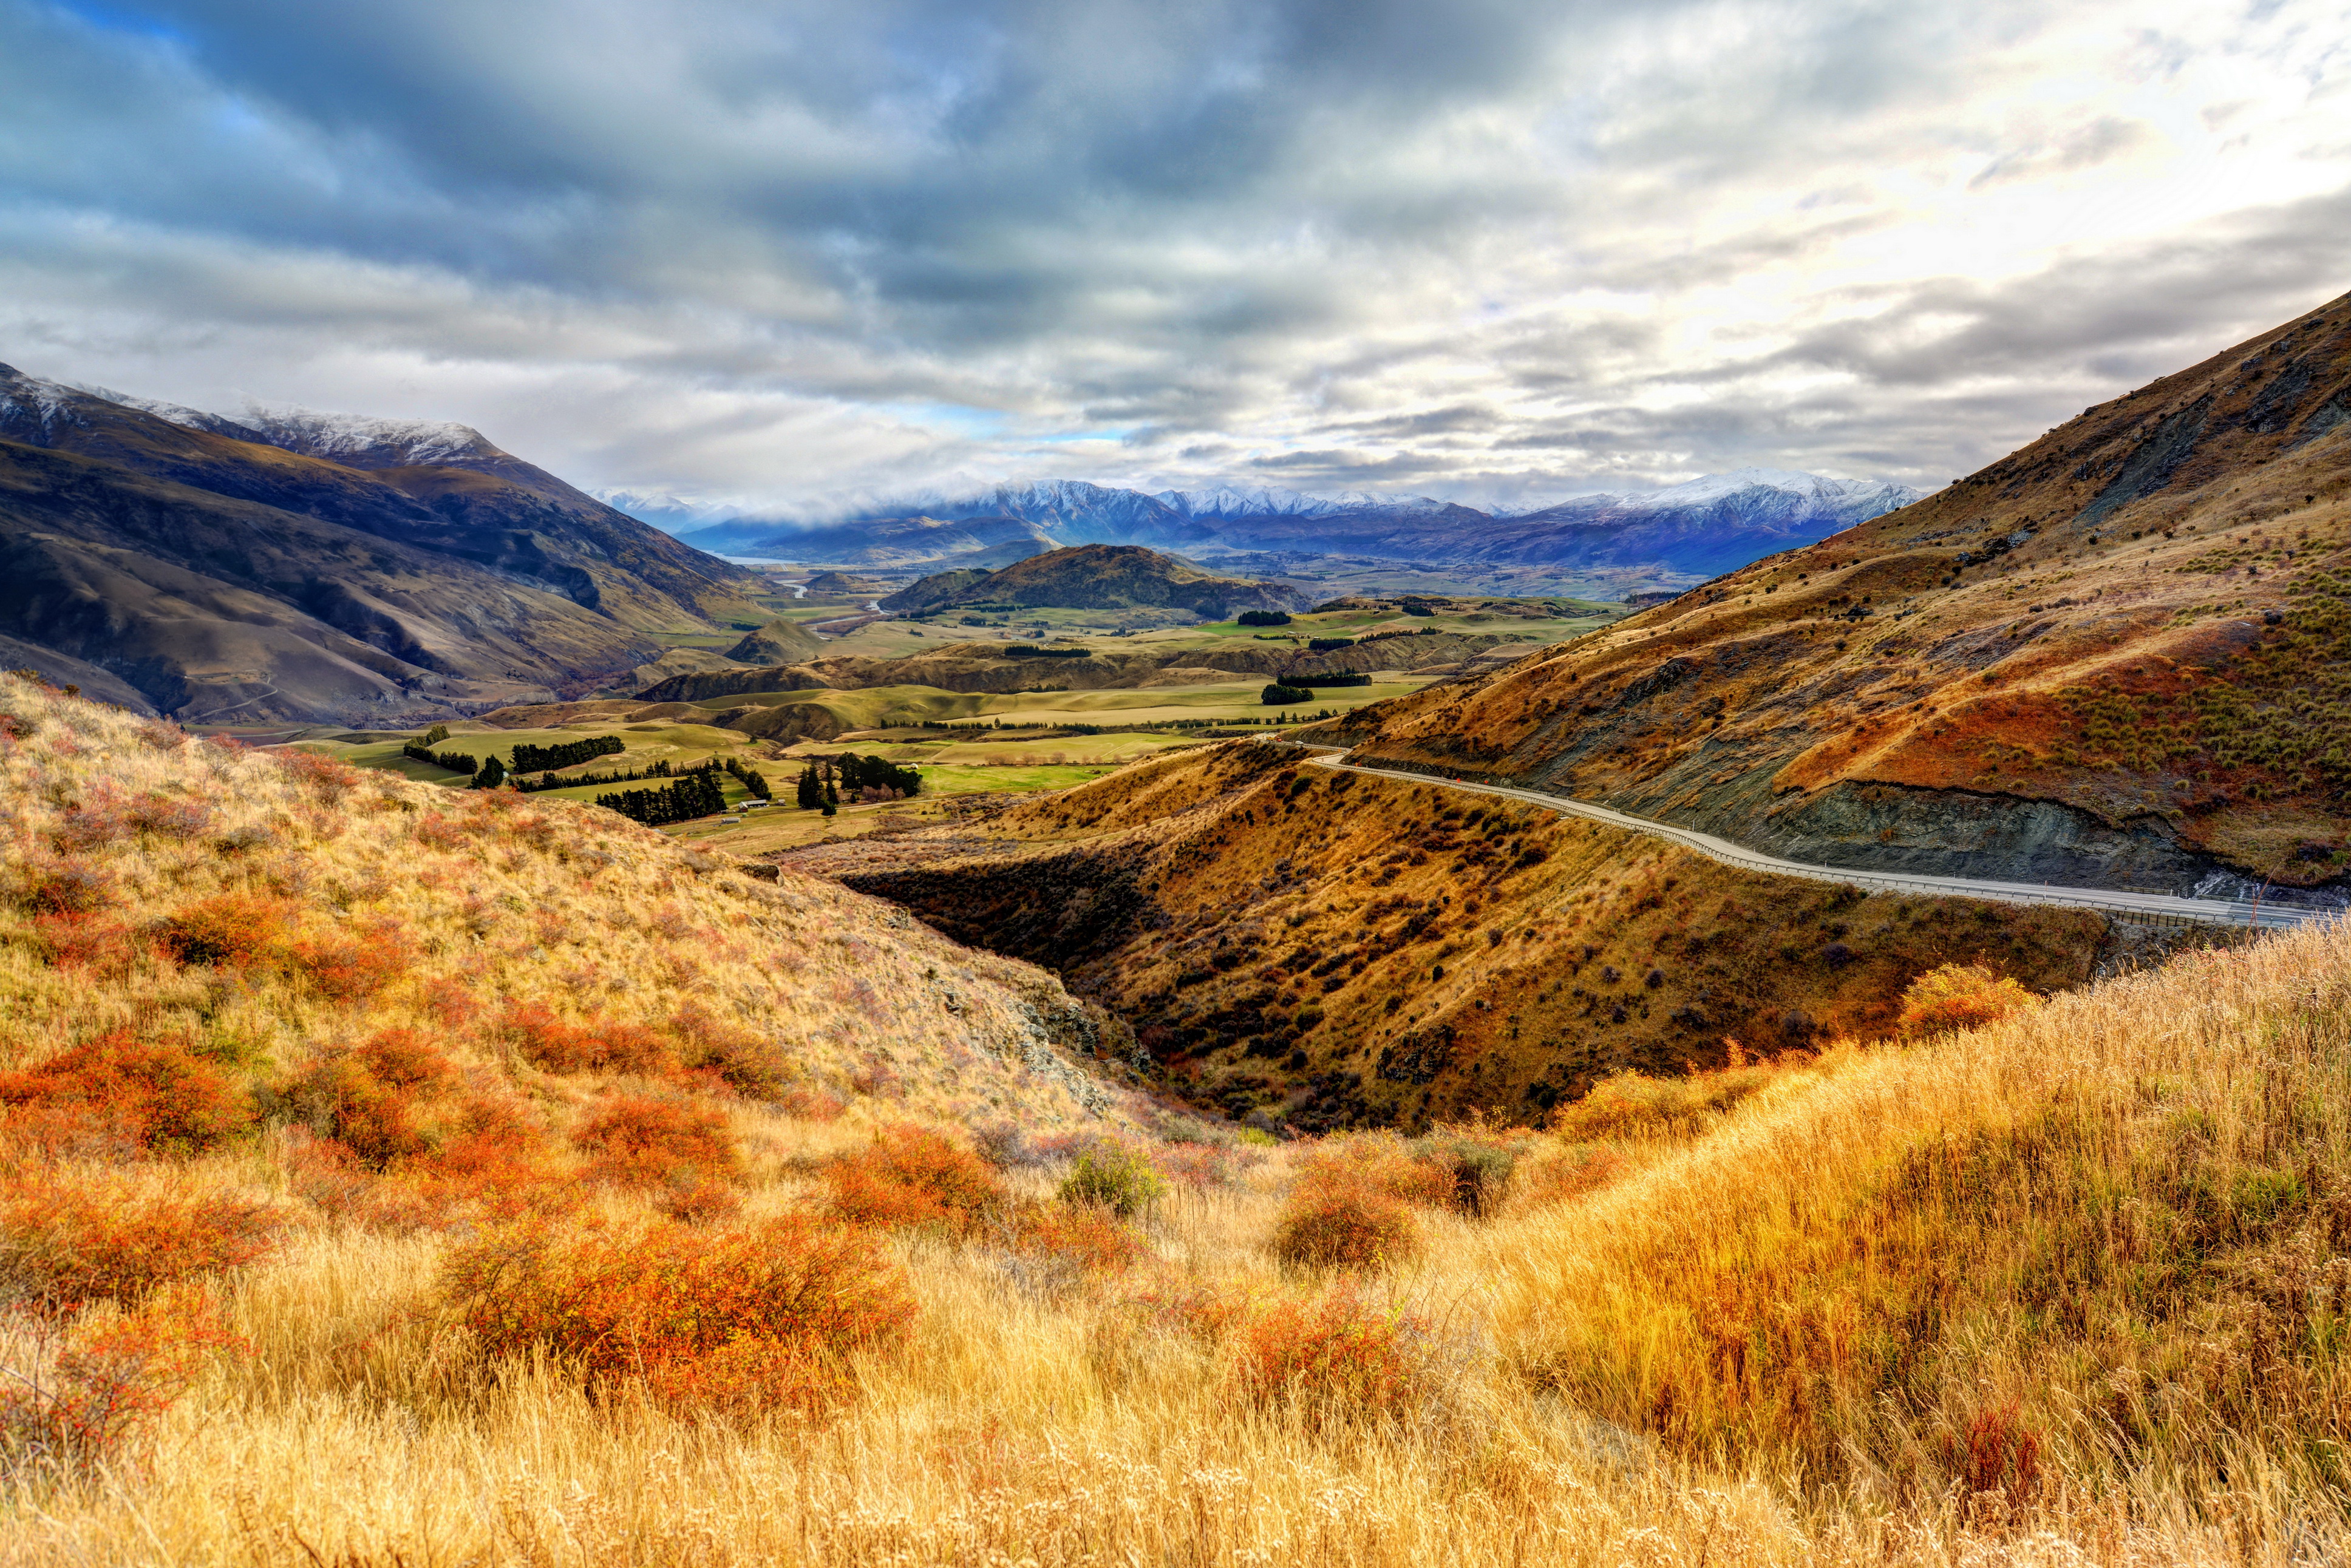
left=1272, top=741, right=2333, bottom=932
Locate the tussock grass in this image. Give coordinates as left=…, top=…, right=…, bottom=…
left=4, top=676, right=2351, bottom=1563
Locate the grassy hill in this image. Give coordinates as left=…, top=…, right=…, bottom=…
left=5, top=673, right=2351, bottom=1561
left=1337, top=291, right=2351, bottom=903
left=803, top=740, right=2148, bottom=1131
left=888, top=543, right=1301, bottom=619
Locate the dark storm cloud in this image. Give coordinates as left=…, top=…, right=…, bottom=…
left=2, top=0, right=2346, bottom=507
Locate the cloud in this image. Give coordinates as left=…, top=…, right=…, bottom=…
left=1, top=0, right=2347, bottom=511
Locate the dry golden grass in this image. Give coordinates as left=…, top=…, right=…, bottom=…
left=5, top=676, right=2351, bottom=1565
left=0, top=671, right=1123, bottom=1132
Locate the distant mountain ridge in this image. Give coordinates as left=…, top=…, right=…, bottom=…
left=657, top=469, right=1922, bottom=582
left=0, top=366, right=763, bottom=723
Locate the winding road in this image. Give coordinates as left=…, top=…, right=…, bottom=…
left=1287, top=745, right=2333, bottom=932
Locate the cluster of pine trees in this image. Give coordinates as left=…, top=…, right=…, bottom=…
left=722, top=755, right=774, bottom=801
left=594, top=766, right=727, bottom=826
left=402, top=742, right=481, bottom=775
left=509, top=735, right=625, bottom=773
left=793, top=753, right=922, bottom=817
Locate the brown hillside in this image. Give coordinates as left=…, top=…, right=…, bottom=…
left=1337, top=290, right=2351, bottom=898
left=910, top=543, right=1300, bottom=617
left=800, top=740, right=2133, bottom=1132
left=0, top=673, right=1131, bottom=1147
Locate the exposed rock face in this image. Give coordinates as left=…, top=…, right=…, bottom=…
left=1338, top=290, right=2351, bottom=899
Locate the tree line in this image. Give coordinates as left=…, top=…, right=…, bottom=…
left=794, top=753, right=923, bottom=817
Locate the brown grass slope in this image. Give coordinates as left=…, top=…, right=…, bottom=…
left=1338, top=290, right=2351, bottom=900
left=9, top=675, right=2351, bottom=1562
left=0, top=673, right=1127, bottom=1142
left=813, top=740, right=2129, bottom=1132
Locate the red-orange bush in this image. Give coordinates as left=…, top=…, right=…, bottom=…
left=0, top=1176, right=285, bottom=1313
left=0, top=1033, right=251, bottom=1155
left=1295, top=1136, right=1456, bottom=1209
left=285, top=1033, right=455, bottom=1168
left=1266, top=1179, right=1421, bottom=1271
left=1230, top=1289, right=1437, bottom=1425
left=669, top=1005, right=788, bottom=1099
left=30, top=912, right=145, bottom=976
left=823, top=1124, right=1005, bottom=1235
left=1014, top=1203, right=1146, bottom=1275
left=497, top=1003, right=675, bottom=1076
left=438, top=1213, right=914, bottom=1417
left=1897, top=964, right=2040, bottom=1040
left=153, top=894, right=287, bottom=969
left=574, top=1095, right=741, bottom=1190
left=291, top=923, right=413, bottom=1003
left=0, top=1286, right=240, bottom=1481
left=12, top=858, right=114, bottom=915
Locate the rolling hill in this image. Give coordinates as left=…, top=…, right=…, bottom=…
left=788, top=739, right=2135, bottom=1132
left=0, top=368, right=765, bottom=724
left=1334, top=291, right=2351, bottom=907
left=879, top=544, right=1302, bottom=620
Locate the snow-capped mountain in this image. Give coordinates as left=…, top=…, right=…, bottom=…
left=662, top=467, right=1921, bottom=581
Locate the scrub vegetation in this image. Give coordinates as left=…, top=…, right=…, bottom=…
left=7, top=674, right=2351, bottom=1564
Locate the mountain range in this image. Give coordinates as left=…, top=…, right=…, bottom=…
left=0, top=368, right=763, bottom=724
left=655, top=469, right=1922, bottom=580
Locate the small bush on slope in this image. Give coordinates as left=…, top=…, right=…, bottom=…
left=1266, top=1175, right=1421, bottom=1272
left=1230, top=1288, right=1443, bottom=1427
left=824, top=1123, right=1007, bottom=1235
left=1895, top=960, right=2040, bottom=1039
left=0, top=1286, right=240, bottom=1484
left=1057, top=1139, right=1166, bottom=1217
left=0, top=1175, right=285, bottom=1313
left=0, top=1031, right=250, bottom=1156
left=437, top=1212, right=914, bottom=1418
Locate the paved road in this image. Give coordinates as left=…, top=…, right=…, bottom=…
left=1285, top=745, right=2332, bottom=932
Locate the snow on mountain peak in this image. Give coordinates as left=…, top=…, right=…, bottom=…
left=236, top=407, right=502, bottom=467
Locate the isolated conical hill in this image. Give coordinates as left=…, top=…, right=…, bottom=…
left=1339, top=290, right=2351, bottom=898
left=0, top=673, right=1125, bottom=1150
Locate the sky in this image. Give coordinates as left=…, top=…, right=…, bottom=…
left=1, top=0, right=2346, bottom=520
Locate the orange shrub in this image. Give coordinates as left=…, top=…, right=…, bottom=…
left=1015, top=1203, right=1147, bottom=1275
left=669, top=1005, right=789, bottom=1099
left=573, top=1095, right=741, bottom=1190
left=285, top=1034, right=452, bottom=1169
left=153, top=894, right=286, bottom=969
left=0, top=1286, right=240, bottom=1481
left=1897, top=963, right=2041, bottom=1040
left=1266, top=1179, right=1421, bottom=1271
left=1509, top=1143, right=1634, bottom=1210
left=12, top=858, right=114, bottom=915
left=30, top=912, right=145, bottom=976
left=497, top=1003, right=675, bottom=1076
left=291, top=925, right=413, bottom=1003
left=1230, top=1289, right=1437, bottom=1425
left=0, top=1032, right=251, bottom=1155
left=823, top=1124, right=1006, bottom=1235
left=1295, top=1135, right=1455, bottom=1209
left=438, top=1213, right=914, bottom=1417
left=0, top=1176, right=285, bottom=1312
